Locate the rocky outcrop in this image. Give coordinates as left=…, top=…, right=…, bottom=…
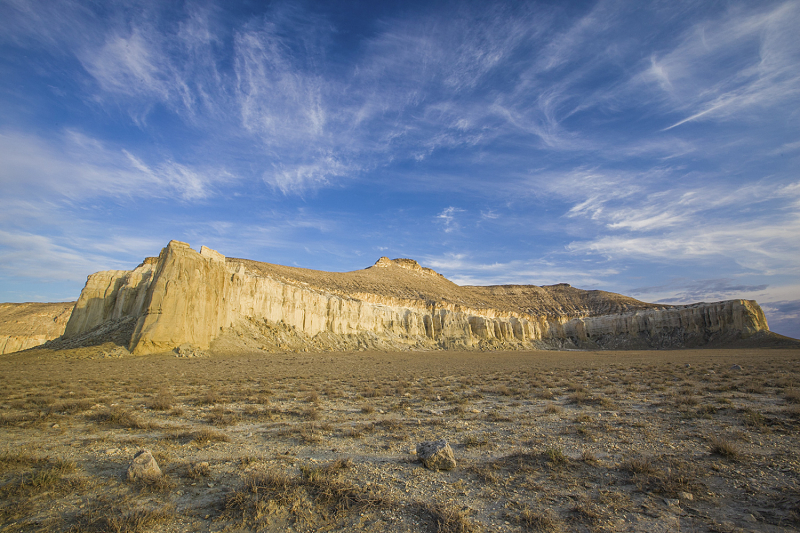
left=556, top=300, right=768, bottom=349
left=63, top=257, right=157, bottom=338
left=0, top=302, right=74, bottom=354
left=417, top=440, right=457, bottom=471
left=60, top=241, right=773, bottom=355
left=127, top=450, right=162, bottom=483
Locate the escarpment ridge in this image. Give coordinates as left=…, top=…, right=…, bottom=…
left=31, top=240, right=780, bottom=356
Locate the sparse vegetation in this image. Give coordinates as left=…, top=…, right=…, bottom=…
left=517, top=506, right=562, bottom=532
left=0, top=347, right=797, bottom=531
left=421, top=502, right=478, bottom=533
left=91, top=406, right=154, bottom=429
left=710, top=436, right=741, bottom=460
left=191, top=428, right=231, bottom=445
left=146, top=388, right=174, bottom=411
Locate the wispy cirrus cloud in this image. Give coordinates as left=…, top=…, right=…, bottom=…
left=629, top=278, right=769, bottom=302
left=0, top=129, right=231, bottom=201
left=567, top=215, right=800, bottom=275
left=435, top=207, right=464, bottom=233
left=0, top=228, right=163, bottom=281
left=423, top=252, right=619, bottom=287
left=650, top=2, right=800, bottom=130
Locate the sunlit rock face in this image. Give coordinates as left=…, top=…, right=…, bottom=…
left=0, top=302, right=74, bottom=354
left=61, top=241, right=771, bottom=355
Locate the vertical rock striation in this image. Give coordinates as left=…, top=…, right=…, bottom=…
left=60, top=241, right=772, bottom=354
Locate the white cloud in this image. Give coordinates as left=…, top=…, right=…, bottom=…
left=83, top=30, right=173, bottom=101
left=423, top=253, right=619, bottom=287
left=436, top=207, right=465, bottom=233
left=567, top=214, right=800, bottom=275
left=233, top=23, right=328, bottom=143
left=265, top=156, right=354, bottom=194
left=651, top=2, right=800, bottom=129
left=0, top=229, right=153, bottom=281
left=0, top=130, right=231, bottom=202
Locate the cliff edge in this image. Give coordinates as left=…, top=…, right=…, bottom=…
left=50, top=241, right=781, bottom=355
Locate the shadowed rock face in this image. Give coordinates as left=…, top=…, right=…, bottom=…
left=57, top=241, right=772, bottom=355
left=0, top=302, right=74, bottom=354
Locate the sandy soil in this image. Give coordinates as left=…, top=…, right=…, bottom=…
left=1, top=346, right=799, bottom=532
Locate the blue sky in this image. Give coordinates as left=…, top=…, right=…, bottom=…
left=1, top=0, right=799, bottom=338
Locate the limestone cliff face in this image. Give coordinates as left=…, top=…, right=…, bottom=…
left=62, top=241, right=772, bottom=354
left=0, top=302, right=74, bottom=354
left=553, top=300, right=769, bottom=348
left=63, top=258, right=156, bottom=339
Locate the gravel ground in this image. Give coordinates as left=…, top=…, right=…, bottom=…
left=1, top=346, right=799, bottom=532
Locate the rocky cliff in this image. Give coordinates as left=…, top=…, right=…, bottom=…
left=0, top=302, right=74, bottom=354
left=56, top=240, right=772, bottom=355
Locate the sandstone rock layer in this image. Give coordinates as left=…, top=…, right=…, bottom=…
left=0, top=302, right=74, bottom=354
left=60, top=241, right=771, bottom=354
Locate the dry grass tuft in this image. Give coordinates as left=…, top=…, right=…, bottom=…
left=580, top=450, right=598, bottom=463
left=303, top=407, right=321, bottom=421
left=187, top=461, right=211, bottom=479
left=518, top=506, right=562, bottom=532
left=544, top=447, right=568, bottom=466
left=741, top=408, right=766, bottom=428
left=0, top=412, right=38, bottom=426
left=191, top=428, right=230, bottom=445
left=462, top=434, right=489, bottom=448
left=544, top=403, right=562, bottom=414
left=147, top=388, right=174, bottom=411
left=0, top=450, right=49, bottom=473
left=90, top=406, right=154, bottom=430
left=70, top=498, right=175, bottom=533
left=421, top=502, right=478, bottom=533
left=570, top=498, right=604, bottom=526
left=197, top=390, right=221, bottom=405
left=226, top=459, right=382, bottom=527
left=709, top=436, right=741, bottom=460
left=206, top=405, right=237, bottom=426
left=0, top=458, right=79, bottom=499
left=785, top=388, right=800, bottom=404
left=623, top=456, right=657, bottom=476
left=623, top=456, right=702, bottom=497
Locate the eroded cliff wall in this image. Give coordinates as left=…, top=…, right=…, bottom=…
left=0, top=302, right=74, bottom=354
left=62, top=241, right=772, bottom=354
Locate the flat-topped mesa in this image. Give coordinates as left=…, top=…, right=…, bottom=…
left=59, top=240, right=775, bottom=355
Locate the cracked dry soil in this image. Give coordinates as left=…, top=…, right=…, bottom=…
left=1, top=347, right=799, bottom=532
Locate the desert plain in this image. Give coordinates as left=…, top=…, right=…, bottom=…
left=1, top=345, right=799, bottom=533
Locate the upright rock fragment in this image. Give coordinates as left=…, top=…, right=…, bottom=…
left=127, top=449, right=162, bottom=482
left=417, top=440, right=456, bottom=471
